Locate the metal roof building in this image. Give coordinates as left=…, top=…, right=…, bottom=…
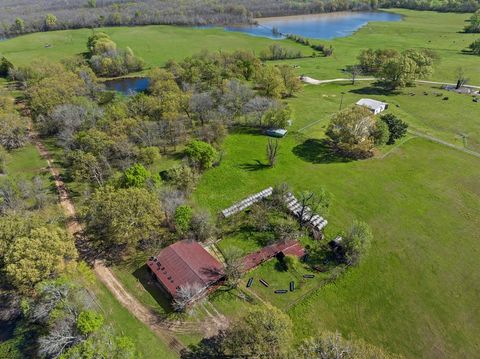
left=242, top=240, right=306, bottom=272
left=356, top=98, right=388, bottom=114
left=147, top=240, right=224, bottom=299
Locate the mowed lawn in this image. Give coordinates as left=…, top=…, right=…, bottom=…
left=289, top=82, right=480, bottom=152
left=279, top=9, right=480, bottom=84
left=1, top=10, right=480, bottom=83
left=0, top=25, right=309, bottom=69
left=193, top=130, right=480, bottom=358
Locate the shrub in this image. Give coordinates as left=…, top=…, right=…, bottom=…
left=174, top=205, right=193, bottom=234
left=77, top=310, right=104, bottom=335
left=184, top=140, right=217, bottom=170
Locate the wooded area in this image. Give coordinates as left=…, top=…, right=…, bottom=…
left=4, top=0, right=478, bottom=38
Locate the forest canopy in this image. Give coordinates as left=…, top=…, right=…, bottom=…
left=5, top=0, right=477, bottom=38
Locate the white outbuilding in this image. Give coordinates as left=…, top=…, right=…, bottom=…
left=356, top=98, right=388, bottom=115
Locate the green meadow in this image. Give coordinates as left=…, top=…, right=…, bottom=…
left=1, top=10, right=480, bottom=83
left=193, top=127, right=480, bottom=359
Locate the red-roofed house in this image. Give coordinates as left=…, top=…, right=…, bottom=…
left=147, top=240, right=224, bottom=301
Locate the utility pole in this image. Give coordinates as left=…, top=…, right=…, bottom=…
left=339, top=92, right=345, bottom=111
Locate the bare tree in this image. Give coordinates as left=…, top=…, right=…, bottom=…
left=345, top=65, right=362, bottom=85
left=298, top=190, right=331, bottom=227
left=190, top=92, right=215, bottom=126
left=455, top=67, right=468, bottom=89
left=266, top=139, right=279, bottom=167
left=173, top=282, right=203, bottom=312
left=32, top=175, right=48, bottom=209
left=223, top=246, right=244, bottom=289
left=190, top=209, right=216, bottom=242
left=159, top=187, right=186, bottom=230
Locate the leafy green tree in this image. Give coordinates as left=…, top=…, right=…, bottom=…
left=468, top=38, right=480, bottom=55
left=84, top=186, right=164, bottom=254
left=13, top=18, right=25, bottom=33
left=326, top=106, right=377, bottom=158
left=27, top=70, right=87, bottom=117
left=185, top=140, right=217, bottom=170
left=121, top=163, right=159, bottom=188
left=4, top=226, right=77, bottom=291
left=77, top=310, right=104, bottom=335
left=69, top=151, right=109, bottom=187
left=261, top=102, right=292, bottom=129
left=174, top=205, right=193, bottom=234
left=0, top=57, right=14, bottom=78
left=223, top=305, right=293, bottom=358
left=342, top=220, right=373, bottom=266
left=44, top=14, right=57, bottom=29
left=359, top=48, right=434, bottom=90
left=358, top=48, right=400, bottom=74
left=380, top=113, right=408, bottom=144
left=372, top=119, right=390, bottom=145
left=465, top=10, right=480, bottom=33
left=0, top=214, right=41, bottom=268
left=255, top=65, right=286, bottom=98
left=278, top=64, right=302, bottom=97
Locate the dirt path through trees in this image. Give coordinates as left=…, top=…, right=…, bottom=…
left=31, top=132, right=187, bottom=355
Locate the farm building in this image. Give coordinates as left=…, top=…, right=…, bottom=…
left=147, top=240, right=224, bottom=301
left=242, top=240, right=306, bottom=272
left=356, top=98, right=388, bottom=114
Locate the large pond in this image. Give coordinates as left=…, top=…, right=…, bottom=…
left=103, top=76, right=150, bottom=95
left=225, top=11, right=401, bottom=39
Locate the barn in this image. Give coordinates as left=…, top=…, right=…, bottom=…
left=147, top=240, right=224, bottom=301
left=356, top=98, right=388, bottom=115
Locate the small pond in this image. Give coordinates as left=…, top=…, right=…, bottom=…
left=225, top=11, right=401, bottom=39
left=103, top=77, right=150, bottom=95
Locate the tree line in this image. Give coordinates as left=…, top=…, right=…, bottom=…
left=0, top=0, right=381, bottom=38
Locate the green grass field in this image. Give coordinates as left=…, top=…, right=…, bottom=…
left=193, top=128, right=480, bottom=358
left=1, top=10, right=480, bottom=83
left=288, top=81, right=480, bottom=152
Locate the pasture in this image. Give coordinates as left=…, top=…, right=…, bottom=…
left=1, top=10, right=480, bottom=83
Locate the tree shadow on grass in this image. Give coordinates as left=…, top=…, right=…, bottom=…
left=238, top=159, right=270, bottom=171
left=292, top=138, right=352, bottom=164
left=132, top=264, right=174, bottom=314
left=229, top=125, right=264, bottom=136
left=349, top=85, right=398, bottom=96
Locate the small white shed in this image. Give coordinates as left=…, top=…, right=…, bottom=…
left=356, top=98, right=388, bottom=115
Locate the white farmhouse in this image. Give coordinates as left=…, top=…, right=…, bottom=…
left=356, top=98, right=388, bottom=115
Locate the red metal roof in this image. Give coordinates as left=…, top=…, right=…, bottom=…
left=242, top=240, right=306, bottom=272
left=147, top=240, right=224, bottom=298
